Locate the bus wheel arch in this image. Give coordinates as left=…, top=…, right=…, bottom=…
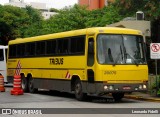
left=21, top=73, right=28, bottom=92
left=71, top=75, right=87, bottom=101
left=71, top=75, right=80, bottom=91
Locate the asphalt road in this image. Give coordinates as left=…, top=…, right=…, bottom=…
left=0, top=87, right=159, bottom=117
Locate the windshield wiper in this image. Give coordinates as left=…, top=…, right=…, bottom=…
left=123, top=44, right=138, bottom=66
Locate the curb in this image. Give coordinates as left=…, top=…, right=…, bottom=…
left=124, top=95, right=160, bottom=102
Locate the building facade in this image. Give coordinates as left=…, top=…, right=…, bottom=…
left=78, top=0, right=115, bottom=10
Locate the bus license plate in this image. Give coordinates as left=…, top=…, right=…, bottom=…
left=123, top=86, right=131, bottom=90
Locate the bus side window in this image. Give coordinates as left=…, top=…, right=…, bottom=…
left=87, top=38, right=94, bottom=66
left=36, top=41, right=46, bottom=55
left=0, top=49, right=4, bottom=61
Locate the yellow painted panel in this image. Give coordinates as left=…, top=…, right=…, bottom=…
left=95, top=65, right=148, bottom=83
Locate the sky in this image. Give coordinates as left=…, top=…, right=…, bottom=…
left=0, top=0, right=78, bottom=9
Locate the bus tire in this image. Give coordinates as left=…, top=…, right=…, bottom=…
left=21, top=76, right=28, bottom=92
left=112, top=93, right=124, bottom=102
left=74, top=79, right=87, bottom=101
left=28, top=76, right=38, bottom=93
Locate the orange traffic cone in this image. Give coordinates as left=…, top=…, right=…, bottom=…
left=0, top=74, right=5, bottom=92
left=10, top=75, right=23, bottom=95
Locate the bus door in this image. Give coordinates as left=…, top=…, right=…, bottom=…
left=87, top=37, right=96, bottom=93
left=0, top=47, right=7, bottom=83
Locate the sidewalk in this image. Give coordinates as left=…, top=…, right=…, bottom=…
left=124, top=92, right=160, bottom=102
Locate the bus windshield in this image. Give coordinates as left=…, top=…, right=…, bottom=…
left=97, top=34, right=146, bottom=65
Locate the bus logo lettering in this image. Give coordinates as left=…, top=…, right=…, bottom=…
left=49, top=58, right=63, bottom=65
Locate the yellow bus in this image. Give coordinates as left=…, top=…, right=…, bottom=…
left=7, top=27, right=148, bottom=101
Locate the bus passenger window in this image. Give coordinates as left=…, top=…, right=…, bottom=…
left=26, top=43, right=35, bottom=56
left=70, top=36, right=85, bottom=55
left=9, top=45, right=16, bottom=58
left=17, top=44, right=25, bottom=57
left=57, top=39, right=63, bottom=54
left=57, top=39, right=69, bottom=55
left=0, top=49, right=4, bottom=61
left=36, top=41, right=46, bottom=55
left=46, top=40, right=57, bottom=55
left=63, top=39, right=69, bottom=54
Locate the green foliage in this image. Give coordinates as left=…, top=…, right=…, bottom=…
left=0, top=5, right=44, bottom=44
left=42, top=4, right=123, bottom=34
left=86, top=5, right=123, bottom=27
left=44, top=5, right=89, bottom=33
left=112, top=0, right=160, bottom=21
left=157, top=89, right=160, bottom=95
left=0, top=5, right=29, bottom=44
left=0, top=0, right=160, bottom=44
left=21, top=6, right=43, bottom=37
left=25, top=6, right=43, bottom=23
left=50, top=8, right=60, bottom=13
left=151, top=76, right=160, bottom=96
left=144, top=0, right=160, bottom=20
left=112, top=0, right=148, bottom=17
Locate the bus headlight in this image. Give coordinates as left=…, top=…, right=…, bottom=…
left=104, top=85, right=114, bottom=90
left=109, top=85, right=114, bottom=90
left=104, top=86, right=108, bottom=90
left=143, top=84, right=147, bottom=89
left=139, top=85, right=142, bottom=89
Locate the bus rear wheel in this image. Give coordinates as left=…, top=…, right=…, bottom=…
left=28, top=76, right=38, bottom=93
left=112, top=93, right=124, bottom=102
left=21, top=76, right=28, bottom=92
left=74, top=79, right=87, bottom=101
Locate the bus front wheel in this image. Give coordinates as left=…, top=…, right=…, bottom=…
left=28, top=76, right=38, bottom=93
left=112, top=93, right=124, bottom=102
left=74, top=80, right=87, bottom=101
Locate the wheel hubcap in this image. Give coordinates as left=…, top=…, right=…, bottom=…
left=75, top=84, right=81, bottom=94
left=22, top=80, right=25, bottom=89
left=29, top=80, right=33, bottom=89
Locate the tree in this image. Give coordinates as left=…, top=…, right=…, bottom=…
left=1, top=1, right=159, bottom=44
left=0, top=5, right=29, bottom=45
left=50, top=8, right=60, bottom=13
left=41, top=5, right=89, bottom=34
left=41, top=4, right=123, bottom=34
left=111, top=0, right=147, bottom=17
left=0, top=5, right=44, bottom=44
left=86, top=5, right=123, bottom=27
left=111, top=0, right=160, bottom=21
left=21, top=6, right=43, bottom=37
left=144, top=0, right=160, bottom=20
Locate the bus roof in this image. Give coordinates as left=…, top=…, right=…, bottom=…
left=8, top=27, right=142, bottom=45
